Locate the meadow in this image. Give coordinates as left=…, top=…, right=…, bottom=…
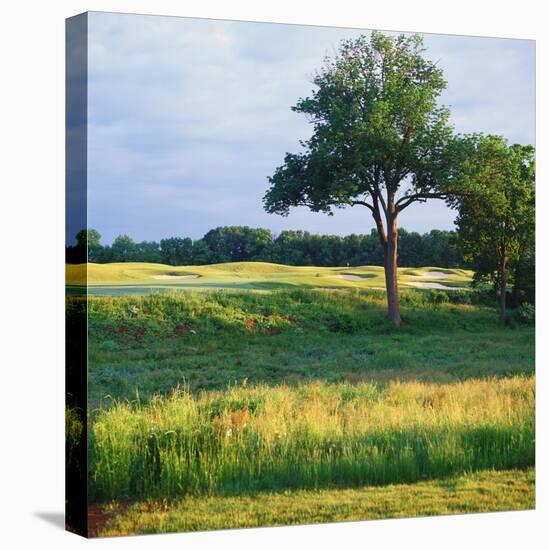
left=70, top=261, right=535, bottom=535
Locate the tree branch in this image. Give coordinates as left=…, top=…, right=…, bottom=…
left=350, top=200, right=375, bottom=212
left=372, top=168, right=387, bottom=218
left=396, top=191, right=449, bottom=212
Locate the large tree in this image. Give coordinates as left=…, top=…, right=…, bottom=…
left=453, top=135, right=535, bottom=325
left=263, top=32, right=460, bottom=325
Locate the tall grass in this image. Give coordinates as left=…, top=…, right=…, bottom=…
left=89, top=376, right=534, bottom=502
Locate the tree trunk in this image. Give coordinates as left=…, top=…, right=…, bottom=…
left=384, top=215, right=402, bottom=326
left=499, top=254, right=507, bottom=327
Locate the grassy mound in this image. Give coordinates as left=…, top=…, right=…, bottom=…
left=66, top=261, right=474, bottom=292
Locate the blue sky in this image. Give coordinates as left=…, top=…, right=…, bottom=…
left=86, top=12, right=535, bottom=244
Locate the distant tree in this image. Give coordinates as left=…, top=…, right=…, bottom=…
left=203, top=226, right=272, bottom=263
left=453, top=136, right=535, bottom=325
left=264, top=32, right=462, bottom=325
left=69, top=225, right=465, bottom=267
left=111, top=234, right=137, bottom=263
left=191, top=239, right=214, bottom=265
left=266, top=230, right=313, bottom=266
left=422, top=230, right=459, bottom=268
left=75, top=228, right=101, bottom=248
left=74, top=228, right=103, bottom=262
left=160, top=237, right=194, bottom=266
left=398, top=229, right=424, bottom=267
left=134, top=241, right=162, bottom=263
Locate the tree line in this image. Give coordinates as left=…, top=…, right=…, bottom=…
left=66, top=226, right=461, bottom=268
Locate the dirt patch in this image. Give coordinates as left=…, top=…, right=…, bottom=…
left=416, top=271, right=459, bottom=279
left=151, top=274, right=199, bottom=280
left=88, top=504, right=114, bottom=538
left=173, top=324, right=190, bottom=336
left=244, top=319, right=257, bottom=332
left=117, top=325, right=146, bottom=341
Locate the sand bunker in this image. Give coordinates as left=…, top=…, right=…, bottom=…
left=416, top=271, right=459, bottom=279
left=407, top=281, right=456, bottom=290
left=339, top=274, right=368, bottom=281
left=151, top=274, right=199, bottom=280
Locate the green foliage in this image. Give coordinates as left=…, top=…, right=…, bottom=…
left=264, top=32, right=455, bottom=218
left=454, top=136, right=535, bottom=315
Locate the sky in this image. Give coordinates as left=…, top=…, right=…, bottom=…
left=86, top=11, right=535, bottom=244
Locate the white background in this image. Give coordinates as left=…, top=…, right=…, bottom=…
left=0, top=1, right=546, bottom=548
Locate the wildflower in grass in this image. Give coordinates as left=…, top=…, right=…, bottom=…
left=230, top=409, right=249, bottom=431
left=225, top=428, right=233, bottom=438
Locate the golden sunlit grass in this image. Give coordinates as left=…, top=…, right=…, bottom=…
left=89, top=376, right=534, bottom=502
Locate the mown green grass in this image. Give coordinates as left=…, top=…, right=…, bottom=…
left=98, top=468, right=534, bottom=536
left=66, top=261, right=473, bottom=293
left=80, top=289, right=534, bottom=405
left=89, top=376, right=534, bottom=502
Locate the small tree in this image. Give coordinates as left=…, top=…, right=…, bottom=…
left=453, top=135, right=535, bottom=325
left=264, top=32, right=460, bottom=325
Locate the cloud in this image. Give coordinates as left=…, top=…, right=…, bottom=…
left=85, top=13, right=535, bottom=243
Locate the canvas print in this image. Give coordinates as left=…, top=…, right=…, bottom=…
left=65, top=11, right=535, bottom=538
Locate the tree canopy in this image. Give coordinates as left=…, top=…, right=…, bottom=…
left=453, top=135, right=535, bottom=324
